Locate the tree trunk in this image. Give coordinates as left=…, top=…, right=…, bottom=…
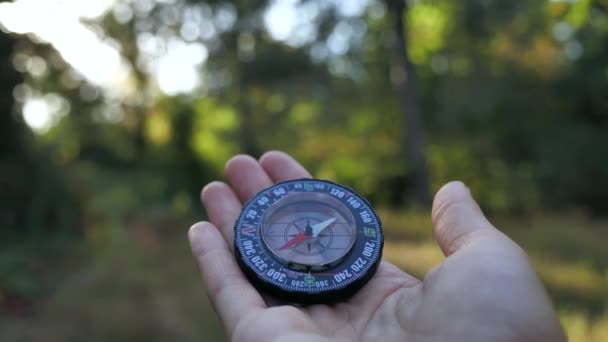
left=0, top=31, right=35, bottom=233
left=237, top=75, right=258, bottom=156
left=233, top=1, right=258, bottom=157
left=0, top=32, right=24, bottom=157
left=387, top=0, right=432, bottom=206
left=123, top=31, right=148, bottom=161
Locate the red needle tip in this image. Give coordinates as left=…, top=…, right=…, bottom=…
left=278, top=231, right=311, bottom=251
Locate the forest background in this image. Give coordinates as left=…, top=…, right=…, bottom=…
left=1, top=0, right=607, bottom=340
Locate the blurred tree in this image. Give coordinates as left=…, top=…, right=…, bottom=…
left=386, top=0, right=432, bottom=206
left=0, top=30, right=29, bottom=234
left=0, top=30, right=81, bottom=305
left=2, top=0, right=608, bottom=224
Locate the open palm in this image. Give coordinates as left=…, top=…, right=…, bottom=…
left=189, top=151, right=565, bottom=342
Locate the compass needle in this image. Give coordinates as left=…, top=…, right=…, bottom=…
left=235, top=179, right=383, bottom=304
left=311, top=217, right=337, bottom=237
left=278, top=231, right=311, bottom=250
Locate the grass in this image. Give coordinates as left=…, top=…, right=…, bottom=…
left=0, top=210, right=606, bottom=341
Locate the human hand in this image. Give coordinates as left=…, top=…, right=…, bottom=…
left=188, top=151, right=565, bottom=342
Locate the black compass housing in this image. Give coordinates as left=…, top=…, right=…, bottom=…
left=234, top=179, right=384, bottom=305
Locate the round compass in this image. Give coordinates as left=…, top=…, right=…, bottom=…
left=234, top=179, right=383, bottom=304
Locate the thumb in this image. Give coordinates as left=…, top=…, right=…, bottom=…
left=431, top=181, right=499, bottom=256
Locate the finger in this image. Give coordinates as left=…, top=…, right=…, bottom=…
left=189, top=222, right=265, bottom=333
left=259, top=150, right=312, bottom=182
left=226, top=154, right=273, bottom=203
left=431, top=181, right=500, bottom=256
left=201, top=181, right=241, bottom=249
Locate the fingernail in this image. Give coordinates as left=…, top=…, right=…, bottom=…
left=189, top=221, right=209, bottom=239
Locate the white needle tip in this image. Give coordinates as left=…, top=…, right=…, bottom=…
left=311, top=217, right=336, bottom=237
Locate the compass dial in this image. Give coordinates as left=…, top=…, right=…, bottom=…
left=261, top=193, right=357, bottom=271
left=234, top=179, right=383, bottom=304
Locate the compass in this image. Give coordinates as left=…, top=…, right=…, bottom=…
left=234, top=179, right=383, bottom=304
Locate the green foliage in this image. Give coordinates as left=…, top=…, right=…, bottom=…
left=428, top=142, right=541, bottom=212
left=191, top=97, right=239, bottom=169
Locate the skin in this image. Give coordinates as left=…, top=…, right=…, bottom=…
left=188, top=151, right=566, bottom=342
